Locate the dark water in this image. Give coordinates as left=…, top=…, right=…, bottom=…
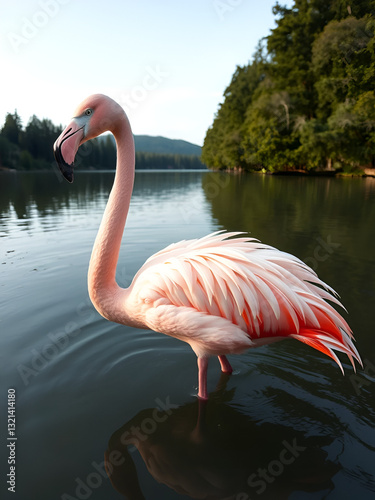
left=1, top=170, right=374, bottom=500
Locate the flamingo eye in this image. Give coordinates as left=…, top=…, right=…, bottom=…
left=85, top=108, right=93, bottom=116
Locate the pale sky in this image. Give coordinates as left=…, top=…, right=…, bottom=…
left=0, top=0, right=293, bottom=146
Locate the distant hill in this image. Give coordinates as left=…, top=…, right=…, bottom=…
left=104, top=134, right=202, bottom=156
left=99, top=134, right=206, bottom=170
left=134, top=135, right=202, bottom=156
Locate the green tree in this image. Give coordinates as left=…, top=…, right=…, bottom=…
left=295, top=119, right=337, bottom=170
left=241, top=90, right=299, bottom=170
left=19, top=150, right=33, bottom=170
left=202, top=0, right=375, bottom=173
left=202, top=46, right=266, bottom=169
left=0, top=136, right=18, bottom=169
left=1, top=111, right=22, bottom=145
left=312, top=16, right=374, bottom=119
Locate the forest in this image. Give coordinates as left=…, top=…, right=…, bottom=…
left=202, top=0, right=375, bottom=174
left=0, top=112, right=205, bottom=172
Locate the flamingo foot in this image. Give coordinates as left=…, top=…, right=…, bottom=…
left=218, top=355, right=233, bottom=374
left=197, top=357, right=209, bottom=400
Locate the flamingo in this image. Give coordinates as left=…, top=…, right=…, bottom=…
left=53, top=94, right=362, bottom=400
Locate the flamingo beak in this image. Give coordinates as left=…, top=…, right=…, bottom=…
left=53, top=120, right=85, bottom=183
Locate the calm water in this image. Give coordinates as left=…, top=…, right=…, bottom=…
left=1, top=170, right=374, bottom=500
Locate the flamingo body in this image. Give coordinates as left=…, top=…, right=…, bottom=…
left=53, top=94, right=362, bottom=399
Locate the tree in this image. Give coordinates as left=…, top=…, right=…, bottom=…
left=242, top=90, right=300, bottom=170
left=202, top=0, right=375, bottom=173
left=312, top=16, right=374, bottom=119
left=1, top=111, right=22, bottom=145
left=202, top=46, right=266, bottom=169
left=267, top=0, right=335, bottom=117
left=19, top=150, right=33, bottom=170
left=328, top=94, right=375, bottom=167
left=296, top=119, right=337, bottom=170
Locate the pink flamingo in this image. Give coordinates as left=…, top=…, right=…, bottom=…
left=54, top=94, right=362, bottom=400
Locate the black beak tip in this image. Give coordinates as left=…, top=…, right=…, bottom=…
left=61, top=166, right=74, bottom=183
left=53, top=143, right=74, bottom=183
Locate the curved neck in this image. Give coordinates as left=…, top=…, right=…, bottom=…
left=88, top=116, right=135, bottom=323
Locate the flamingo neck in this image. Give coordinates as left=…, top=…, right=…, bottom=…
left=88, top=115, right=135, bottom=324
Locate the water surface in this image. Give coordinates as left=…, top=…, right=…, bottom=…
left=1, top=171, right=374, bottom=499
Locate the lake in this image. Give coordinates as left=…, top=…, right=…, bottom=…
left=1, top=170, right=374, bottom=500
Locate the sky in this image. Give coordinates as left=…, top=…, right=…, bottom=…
left=0, top=0, right=294, bottom=146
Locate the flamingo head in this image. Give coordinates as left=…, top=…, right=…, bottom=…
left=53, top=94, right=126, bottom=182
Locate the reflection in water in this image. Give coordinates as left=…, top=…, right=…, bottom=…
left=202, top=172, right=375, bottom=355
left=202, top=172, right=375, bottom=258
left=0, top=170, right=206, bottom=236
left=105, top=377, right=339, bottom=500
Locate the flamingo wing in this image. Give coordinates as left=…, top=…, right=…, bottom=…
left=130, top=232, right=362, bottom=371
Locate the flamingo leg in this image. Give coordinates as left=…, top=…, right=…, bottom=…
left=190, top=398, right=208, bottom=443
left=197, top=357, right=209, bottom=400
left=218, top=355, right=233, bottom=374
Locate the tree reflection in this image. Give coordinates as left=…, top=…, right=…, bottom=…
left=0, top=170, right=204, bottom=235
left=201, top=171, right=375, bottom=353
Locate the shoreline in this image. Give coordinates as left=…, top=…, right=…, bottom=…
left=209, top=167, right=375, bottom=178
left=1, top=166, right=374, bottom=177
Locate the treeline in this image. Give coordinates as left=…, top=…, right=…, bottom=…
left=0, top=113, right=60, bottom=171
left=202, top=0, right=375, bottom=173
left=0, top=113, right=205, bottom=171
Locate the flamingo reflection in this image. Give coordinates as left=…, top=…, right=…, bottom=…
left=105, top=377, right=339, bottom=499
